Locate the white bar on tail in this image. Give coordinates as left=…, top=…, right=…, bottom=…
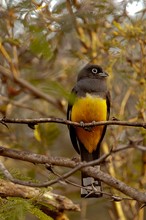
left=83, top=177, right=94, bottom=186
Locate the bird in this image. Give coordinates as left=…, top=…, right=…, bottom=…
left=67, top=63, right=110, bottom=198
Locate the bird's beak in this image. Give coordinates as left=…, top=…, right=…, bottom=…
left=99, top=72, right=109, bottom=77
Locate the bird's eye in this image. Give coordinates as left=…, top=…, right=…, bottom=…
left=92, top=68, right=98, bottom=74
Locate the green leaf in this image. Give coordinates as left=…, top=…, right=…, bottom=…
left=34, top=123, right=60, bottom=147
left=42, top=80, right=75, bottom=101
left=29, top=26, right=52, bottom=59
left=29, top=206, right=53, bottom=220
left=0, top=198, right=30, bottom=220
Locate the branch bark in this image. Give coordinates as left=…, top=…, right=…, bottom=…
left=1, top=117, right=146, bottom=128
left=0, top=65, right=65, bottom=113
left=0, top=179, right=80, bottom=213
left=0, top=146, right=146, bottom=203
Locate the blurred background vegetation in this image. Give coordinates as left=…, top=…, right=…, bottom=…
left=0, top=0, right=146, bottom=219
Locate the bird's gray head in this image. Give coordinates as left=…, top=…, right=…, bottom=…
left=77, top=64, right=108, bottom=81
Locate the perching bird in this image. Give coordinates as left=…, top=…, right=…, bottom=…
left=67, top=64, right=110, bottom=198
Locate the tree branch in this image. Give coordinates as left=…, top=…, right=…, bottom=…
left=0, top=117, right=146, bottom=128
left=0, top=65, right=65, bottom=113
left=0, top=146, right=146, bottom=203
left=0, top=179, right=80, bottom=212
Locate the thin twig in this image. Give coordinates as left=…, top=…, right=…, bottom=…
left=0, top=95, right=47, bottom=116
left=0, top=65, right=65, bottom=113
left=0, top=146, right=146, bottom=203
left=0, top=117, right=146, bottom=128
left=0, top=148, right=109, bottom=187
left=46, top=166, right=134, bottom=202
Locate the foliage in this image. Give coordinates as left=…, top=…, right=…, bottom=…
left=0, top=197, right=53, bottom=220
left=0, top=0, right=146, bottom=219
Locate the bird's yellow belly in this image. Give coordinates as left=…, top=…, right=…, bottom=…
left=71, top=94, right=107, bottom=153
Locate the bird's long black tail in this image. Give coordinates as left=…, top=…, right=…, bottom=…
left=80, top=143, right=102, bottom=198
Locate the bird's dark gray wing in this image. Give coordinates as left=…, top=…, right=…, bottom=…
left=67, top=88, right=80, bottom=154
